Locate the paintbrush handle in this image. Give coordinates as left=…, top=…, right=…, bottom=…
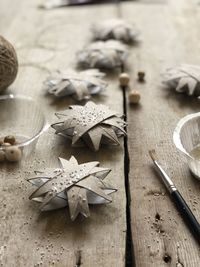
left=171, top=190, right=200, bottom=244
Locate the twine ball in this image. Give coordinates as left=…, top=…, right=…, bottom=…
left=0, top=35, right=18, bottom=92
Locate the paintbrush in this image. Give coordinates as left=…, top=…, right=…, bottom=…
left=149, top=149, right=200, bottom=244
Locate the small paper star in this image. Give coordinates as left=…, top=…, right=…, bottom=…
left=28, top=156, right=116, bottom=221
left=77, top=40, right=128, bottom=69
left=43, top=69, right=107, bottom=101
left=163, top=64, right=200, bottom=96
left=51, top=101, right=126, bottom=151
left=92, top=19, right=139, bottom=43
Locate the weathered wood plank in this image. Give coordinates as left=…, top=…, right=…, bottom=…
left=124, top=0, right=200, bottom=266
left=0, top=1, right=126, bottom=266
left=0, top=0, right=23, bottom=33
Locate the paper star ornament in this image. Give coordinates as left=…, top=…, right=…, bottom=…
left=43, top=69, right=107, bottom=101
left=28, top=156, right=116, bottom=220
left=51, top=101, right=126, bottom=151
left=77, top=40, right=128, bottom=70
left=92, top=19, right=139, bottom=43
left=163, top=64, right=200, bottom=96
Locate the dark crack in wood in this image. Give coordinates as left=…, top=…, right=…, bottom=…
left=176, top=245, right=184, bottom=267
left=75, top=250, right=82, bottom=267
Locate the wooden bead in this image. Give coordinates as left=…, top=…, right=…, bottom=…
left=138, top=71, right=145, bottom=82
left=129, top=90, right=141, bottom=104
left=119, top=73, right=130, bottom=86
left=4, top=135, right=16, bottom=145
left=0, top=150, right=5, bottom=162
left=5, top=146, right=22, bottom=162
left=2, top=142, right=11, bottom=147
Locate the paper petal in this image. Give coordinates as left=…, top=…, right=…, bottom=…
left=67, top=187, right=90, bottom=221
left=77, top=176, right=112, bottom=202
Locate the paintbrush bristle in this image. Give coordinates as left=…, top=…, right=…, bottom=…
left=149, top=149, right=157, bottom=162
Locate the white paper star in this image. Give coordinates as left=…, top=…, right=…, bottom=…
left=28, top=156, right=116, bottom=221
left=77, top=40, right=128, bottom=70
left=163, top=64, right=200, bottom=96
left=43, top=69, right=107, bottom=101
left=51, top=101, right=126, bottom=151
left=92, top=19, right=139, bottom=43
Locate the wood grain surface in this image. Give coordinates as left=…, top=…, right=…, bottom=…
left=124, top=0, right=200, bottom=266
left=0, top=1, right=126, bottom=266
left=1, top=0, right=200, bottom=266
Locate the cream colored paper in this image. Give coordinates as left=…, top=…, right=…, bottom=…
left=28, top=156, right=116, bottom=220
left=51, top=101, right=126, bottom=151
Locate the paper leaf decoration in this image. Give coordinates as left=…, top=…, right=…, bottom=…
left=28, top=156, right=116, bottom=220
left=92, top=19, right=139, bottom=43
left=163, top=64, right=200, bottom=96
left=51, top=101, right=126, bottom=151
left=77, top=40, right=128, bottom=70
left=43, top=69, right=107, bottom=101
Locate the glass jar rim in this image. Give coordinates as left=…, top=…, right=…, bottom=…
left=0, top=94, right=49, bottom=149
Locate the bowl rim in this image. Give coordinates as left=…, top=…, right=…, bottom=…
left=0, top=94, right=49, bottom=149
left=173, top=112, right=200, bottom=160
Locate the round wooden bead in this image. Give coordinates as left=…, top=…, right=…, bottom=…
left=0, top=150, right=5, bottom=162
left=129, top=90, right=141, bottom=104
left=4, top=135, right=16, bottom=145
left=119, top=73, right=130, bottom=86
left=2, top=142, right=11, bottom=147
left=5, top=146, right=22, bottom=162
left=138, top=71, right=145, bottom=82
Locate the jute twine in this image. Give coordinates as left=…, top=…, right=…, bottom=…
left=0, top=35, right=18, bottom=92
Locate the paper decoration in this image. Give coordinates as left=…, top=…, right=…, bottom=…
left=40, top=0, right=127, bottom=9
left=43, top=69, right=107, bottom=101
left=51, top=101, right=126, bottom=151
left=77, top=40, right=128, bottom=70
left=28, top=156, right=116, bottom=220
left=39, top=0, right=68, bottom=9
left=162, top=64, right=200, bottom=96
left=92, top=19, right=139, bottom=43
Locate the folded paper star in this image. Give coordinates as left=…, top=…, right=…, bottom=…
left=43, top=69, right=107, bottom=101
left=163, top=64, right=200, bottom=97
left=28, top=156, right=116, bottom=220
left=51, top=101, right=126, bottom=151
left=77, top=40, right=128, bottom=70
left=92, top=19, right=139, bottom=43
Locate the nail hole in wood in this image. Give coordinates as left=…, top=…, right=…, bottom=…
left=75, top=250, right=82, bottom=267
left=163, top=254, right=171, bottom=263
left=155, top=212, right=160, bottom=221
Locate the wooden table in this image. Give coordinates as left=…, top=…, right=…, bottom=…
left=0, top=0, right=200, bottom=266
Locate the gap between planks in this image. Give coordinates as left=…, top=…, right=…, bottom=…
left=116, top=2, right=135, bottom=266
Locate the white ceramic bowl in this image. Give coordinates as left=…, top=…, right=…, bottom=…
left=173, top=112, right=200, bottom=180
